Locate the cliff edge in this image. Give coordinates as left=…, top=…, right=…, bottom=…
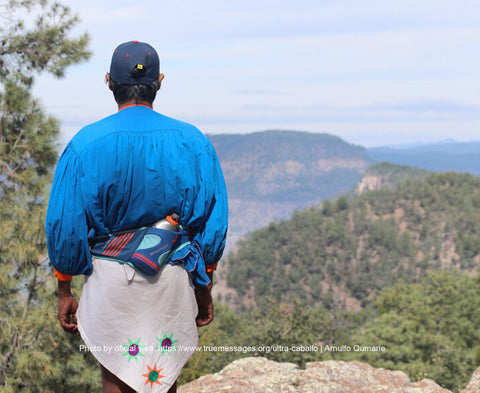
left=178, top=357, right=452, bottom=393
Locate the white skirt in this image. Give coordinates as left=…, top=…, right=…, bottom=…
left=77, top=258, right=198, bottom=392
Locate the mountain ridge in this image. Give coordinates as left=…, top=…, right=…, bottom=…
left=207, top=130, right=373, bottom=250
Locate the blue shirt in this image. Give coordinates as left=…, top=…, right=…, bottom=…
left=45, top=105, right=228, bottom=286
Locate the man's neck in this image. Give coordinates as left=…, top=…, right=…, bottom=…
left=117, top=99, right=153, bottom=111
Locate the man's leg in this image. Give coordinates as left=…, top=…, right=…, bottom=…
left=101, top=365, right=177, bottom=393
left=101, top=365, right=136, bottom=393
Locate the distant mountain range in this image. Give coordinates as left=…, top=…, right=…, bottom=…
left=207, top=131, right=479, bottom=252
left=367, top=141, right=480, bottom=175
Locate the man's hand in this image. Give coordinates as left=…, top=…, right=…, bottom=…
left=195, top=285, right=214, bottom=327
left=57, top=280, right=79, bottom=334
left=195, top=271, right=214, bottom=327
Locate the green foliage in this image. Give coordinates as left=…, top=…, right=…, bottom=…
left=0, top=0, right=90, bottom=84
left=225, top=171, right=480, bottom=310
left=348, top=270, right=480, bottom=391
left=362, top=162, right=430, bottom=186
left=0, top=0, right=92, bottom=390
left=179, top=300, right=334, bottom=384
left=184, top=270, right=479, bottom=392
left=0, top=273, right=101, bottom=392
left=0, top=80, right=59, bottom=196
left=335, top=195, right=349, bottom=211
left=178, top=303, right=248, bottom=384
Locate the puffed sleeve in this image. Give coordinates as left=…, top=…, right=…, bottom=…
left=170, top=136, right=228, bottom=287
left=45, top=146, right=92, bottom=276
left=193, top=142, right=228, bottom=270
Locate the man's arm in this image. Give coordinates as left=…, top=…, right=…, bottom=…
left=45, top=145, right=92, bottom=278
left=195, top=271, right=214, bottom=327
left=189, top=134, right=227, bottom=326
left=57, top=279, right=79, bottom=334
left=192, top=138, right=228, bottom=273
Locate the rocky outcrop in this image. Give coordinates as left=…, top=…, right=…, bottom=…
left=178, top=357, right=450, bottom=393
left=352, top=162, right=430, bottom=196
left=462, top=367, right=480, bottom=393
left=354, top=173, right=388, bottom=195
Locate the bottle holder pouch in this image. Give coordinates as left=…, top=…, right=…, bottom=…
left=90, top=227, right=190, bottom=275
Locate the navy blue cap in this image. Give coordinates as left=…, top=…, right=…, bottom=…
left=109, top=41, right=160, bottom=85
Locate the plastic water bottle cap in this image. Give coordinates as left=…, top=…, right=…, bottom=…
left=166, top=214, right=179, bottom=227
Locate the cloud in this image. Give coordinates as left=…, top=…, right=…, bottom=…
left=31, top=0, right=480, bottom=147
left=362, top=100, right=480, bottom=115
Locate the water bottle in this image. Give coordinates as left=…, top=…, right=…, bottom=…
left=153, top=213, right=180, bottom=231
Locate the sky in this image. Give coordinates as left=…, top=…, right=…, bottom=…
left=32, top=0, right=480, bottom=147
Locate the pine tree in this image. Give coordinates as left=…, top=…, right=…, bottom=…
left=350, top=270, right=480, bottom=391
left=0, top=1, right=98, bottom=391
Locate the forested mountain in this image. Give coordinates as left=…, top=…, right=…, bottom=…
left=189, top=166, right=480, bottom=392
left=221, top=171, right=480, bottom=311
left=207, top=130, right=373, bottom=249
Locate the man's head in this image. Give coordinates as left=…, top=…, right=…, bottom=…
left=106, top=41, right=165, bottom=107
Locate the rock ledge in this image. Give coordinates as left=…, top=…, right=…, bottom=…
left=179, top=357, right=451, bottom=393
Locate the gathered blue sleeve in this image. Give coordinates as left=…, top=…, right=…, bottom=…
left=45, top=146, right=92, bottom=276
left=170, top=136, right=228, bottom=286
left=193, top=143, right=228, bottom=269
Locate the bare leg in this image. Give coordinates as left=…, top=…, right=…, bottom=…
left=167, top=381, right=177, bottom=393
left=101, top=365, right=136, bottom=393
left=101, top=365, right=177, bottom=393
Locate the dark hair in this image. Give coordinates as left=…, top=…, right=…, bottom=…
left=109, top=73, right=161, bottom=105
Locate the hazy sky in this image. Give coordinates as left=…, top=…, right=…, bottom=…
left=33, top=0, right=480, bottom=147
